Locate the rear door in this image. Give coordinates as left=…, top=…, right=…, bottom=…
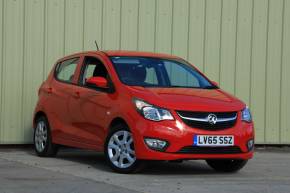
left=46, top=57, right=81, bottom=143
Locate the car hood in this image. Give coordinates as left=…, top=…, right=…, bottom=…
left=126, top=86, right=245, bottom=112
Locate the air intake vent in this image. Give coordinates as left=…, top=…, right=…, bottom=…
left=177, top=146, right=242, bottom=154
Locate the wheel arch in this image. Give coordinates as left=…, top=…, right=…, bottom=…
left=108, top=117, right=130, bottom=132
left=33, top=111, right=47, bottom=128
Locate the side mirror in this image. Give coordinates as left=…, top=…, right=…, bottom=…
left=211, top=81, right=219, bottom=87
left=86, top=77, right=108, bottom=89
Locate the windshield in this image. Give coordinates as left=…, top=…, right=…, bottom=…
left=110, top=56, right=216, bottom=89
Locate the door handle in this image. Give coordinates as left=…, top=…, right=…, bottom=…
left=48, top=87, right=53, bottom=94
left=45, top=87, right=53, bottom=94
left=74, top=91, right=80, bottom=98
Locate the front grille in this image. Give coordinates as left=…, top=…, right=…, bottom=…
left=177, top=146, right=242, bottom=154
left=176, top=111, right=237, bottom=130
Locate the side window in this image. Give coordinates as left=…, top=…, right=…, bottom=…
left=80, top=57, right=108, bottom=86
left=55, top=58, right=79, bottom=83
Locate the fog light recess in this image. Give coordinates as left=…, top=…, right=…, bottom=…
left=144, top=138, right=168, bottom=151
left=247, top=139, right=254, bottom=151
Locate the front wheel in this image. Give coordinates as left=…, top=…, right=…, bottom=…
left=206, top=159, right=248, bottom=173
left=104, top=124, right=143, bottom=173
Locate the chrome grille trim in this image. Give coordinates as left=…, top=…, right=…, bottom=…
left=177, top=113, right=237, bottom=123
left=176, top=111, right=238, bottom=130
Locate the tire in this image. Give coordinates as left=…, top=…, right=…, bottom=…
left=104, top=124, right=144, bottom=173
left=34, top=116, right=58, bottom=157
left=206, top=159, right=248, bottom=173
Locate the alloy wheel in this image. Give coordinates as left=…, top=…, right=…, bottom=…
left=34, top=121, right=48, bottom=153
left=107, top=130, right=136, bottom=169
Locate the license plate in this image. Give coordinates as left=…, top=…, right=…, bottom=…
left=193, top=135, right=234, bottom=146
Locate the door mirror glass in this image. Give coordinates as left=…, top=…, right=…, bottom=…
left=86, top=77, right=108, bottom=89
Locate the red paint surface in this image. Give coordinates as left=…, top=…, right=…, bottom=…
left=34, top=51, right=254, bottom=160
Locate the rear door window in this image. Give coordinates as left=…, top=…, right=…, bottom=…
left=55, top=58, right=79, bottom=83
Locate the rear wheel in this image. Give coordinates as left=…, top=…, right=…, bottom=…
left=34, top=116, right=58, bottom=157
left=206, top=159, right=248, bottom=173
left=104, top=124, right=143, bottom=173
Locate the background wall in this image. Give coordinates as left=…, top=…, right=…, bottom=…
left=0, top=0, right=289, bottom=144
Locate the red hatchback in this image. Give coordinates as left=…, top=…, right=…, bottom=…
left=33, top=51, right=254, bottom=173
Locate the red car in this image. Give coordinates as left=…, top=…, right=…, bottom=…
left=33, top=50, right=254, bottom=173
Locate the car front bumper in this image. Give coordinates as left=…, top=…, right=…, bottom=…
left=128, top=111, right=254, bottom=161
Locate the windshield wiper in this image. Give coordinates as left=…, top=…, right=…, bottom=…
left=136, top=85, right=217, bottom=89
left=167, top=86, right=202, bottom=89
left=202, top=85, right=218, bottom=89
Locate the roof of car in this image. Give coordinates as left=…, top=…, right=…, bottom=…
left=102, top=50, right=179, bottom=59
left=59, top=50, right=181, bottom=63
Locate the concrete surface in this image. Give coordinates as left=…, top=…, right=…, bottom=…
left=0, top=148, right=290, bottom=193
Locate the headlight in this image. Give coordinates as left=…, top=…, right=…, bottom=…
left=241, top=106, right=252, bottom=122
left=133, top=98, right=174, bottom=121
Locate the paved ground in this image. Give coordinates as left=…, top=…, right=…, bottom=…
left=0, top=147, right=290, bottom=193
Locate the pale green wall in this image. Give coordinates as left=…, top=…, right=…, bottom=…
left=0, top=0, right=289, bottom=144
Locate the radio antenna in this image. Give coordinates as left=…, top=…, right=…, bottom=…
left=94, top=40, right=100, bottom=51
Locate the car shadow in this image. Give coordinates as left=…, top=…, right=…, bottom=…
left=140, top=161, right=216, bottom=175
left=26, top=147, right=225, bottom=175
